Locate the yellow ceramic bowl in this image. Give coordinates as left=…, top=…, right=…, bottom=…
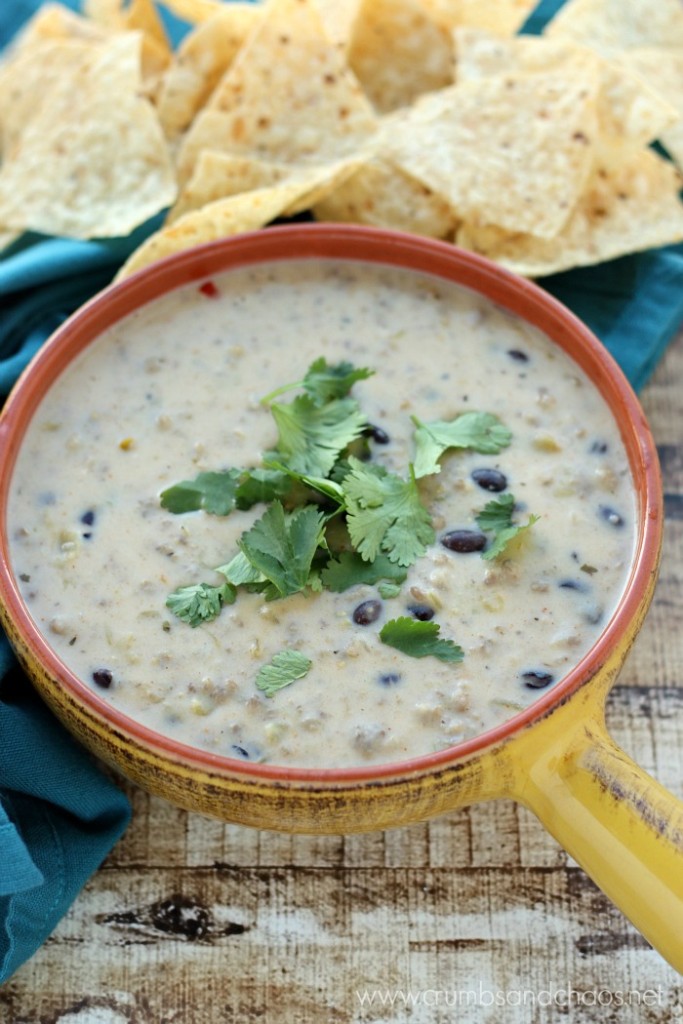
left=0, top=226, right=681, bottom=970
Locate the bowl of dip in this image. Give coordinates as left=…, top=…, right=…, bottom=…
left=0, top=224, right=681, bottom=970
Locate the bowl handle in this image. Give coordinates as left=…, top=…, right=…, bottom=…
left=515, top=709, right=683, bottom=971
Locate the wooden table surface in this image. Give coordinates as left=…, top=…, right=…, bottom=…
left=2, top=332, right=682, bottom=1024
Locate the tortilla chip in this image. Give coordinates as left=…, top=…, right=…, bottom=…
left=457, top=148, right=683, bottom=277
left=156, top=5, right=261, bottom=141
left=454, top=30, right=678, bottom=150
left=0, top=34, right=177, bottom=238
left=177, top=0, right=377, bottom=182
left=314, top=0, right=362, bottom=50
left=621, top=48, right=683, bottom=170
left=544, top=0, right=683, bottom=52
left=0, top=230, right=20, bottom=252
left=421, top=0, right=535, bottom=36
left=159, top=0, right=250, bottom=25
left=82, top=0, right=171, bottom=85
left=82, top=0, right=125, bottom=29
left=126, top=0, right=170, bottom=51
left=313, top=155, right=458, bottom=238
left=10, top=3, right=111, bottom=45
left=0, top=38, right=99, bottom=156
left=168, top=151, right=359, bottom=221
left=379, top=68, right=600, bottom=239
left=116, top=180, right=327, bottom=280
left=346, top=0, right=454, bottom=113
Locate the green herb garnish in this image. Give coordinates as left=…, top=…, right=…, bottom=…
left=160, top=467, right=290, bottom=515
left=161, top=357, right=540, bottom=693
left=320, top=551, right=408, bottom=593
left=255, top=650, right=312, bottom=697
left=412, top=412, right=512, bottom=478
left=262, top=357, right=374, bottom=406
left=238, top=501, right=327, bottom=600
left=379, top=617, right=464, bottom=663
left=476, top=493, right=539, bottom=561
left=165, top=581, right=236, bottom=627
left=343, top=457, right=435, bottom=566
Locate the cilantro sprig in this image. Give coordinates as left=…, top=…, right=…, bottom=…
left=412, top=412, right=512, bottom=478
left=476, top=493, right=539, bottom=560
left=161, top=356, right=538, bottom=693
left=343, top=457, right=435, bottom=566
left=160, top=468, right=290, bottom=515
left=261, top=357, right=374, bottom=406
left=166, top=581, right=236, bottom=627
left=379, top=617, right=464, bottom=663
left=255, top=650, right=312, bottom=697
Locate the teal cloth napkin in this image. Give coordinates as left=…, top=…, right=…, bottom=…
left=1, top=0, right=683, bottom=988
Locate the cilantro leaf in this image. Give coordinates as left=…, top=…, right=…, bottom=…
left=216, top=551, right=266, bottom=587
left=262, top=358, right=373, bottom=406
left=270, top=395, right=367, bottom=477
left=166, top=581, right=236, bottom=626
left=301, top=357, right=374, bottom=404
left=161, top=468, right=290, bottom=515
left=476, top=492, right=515, bottom=532
left=412, top=412, right=512, bottom=478
left=264, top=459, right=346, bottom=506
left=476, top=494, right=539, bottom=561
left=321, top=551, right=408, bottom=593
left=160, top=470, right=242, bottom=515
left=255, top=649, right=312, bottom=698
left=235, top=468, right=291, bottom=509
left=379, top=617, right=464, bottom=663
left=342, top=457, right=435, bottom=566
left=239, top=501, right=327, bottom=599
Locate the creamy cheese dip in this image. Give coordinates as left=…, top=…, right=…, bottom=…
left=8, top=260, right=636, bottom=768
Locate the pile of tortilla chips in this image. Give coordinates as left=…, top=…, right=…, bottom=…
left=1, top=0, right=683, bottom=279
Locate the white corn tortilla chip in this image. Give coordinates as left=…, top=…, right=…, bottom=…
left=116, top=180, right=330, bottom=279
left=0, top=34, right=177, bottom=238
left=379, top=68, right=600, bottom=239
left=177, top=0, right=377, bottom=182
left=168, top=150, right=359, bottom=222
left=458, top=148, right=683, bottom=277
left=156, top=5, right=261, bottom=140
left=454, top=29, right=678, bottom=150
left=313, top=155, right=458, bottom=238
left=346, top=0, right=454, bottom=113
left=544, top=0, right=683, bottom=52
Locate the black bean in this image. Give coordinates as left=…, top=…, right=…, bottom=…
left=590, top=440, right=608, bottom=454
left=471, top=467, right=508, bottom=492
left=92, top=669, right=113, bottom=689
left=80, top=509, right=96, bottom=526
left=441, top=529, right=487, bottom=553
left=521, top=670, right=554, bottom=689
left=363, top=423, right=390, bottom=444
left=599, top=505, right=625, bottom=528
left=407, top=603, right=435, bottom=621
left=558, top=579, right=587, bottom=592
left=353, top=599, right=382, bottom=625
left=508, top=349, right=529, bottom=362
left=231, top=744, right=251, bottom=759
left=378, top=672, right=402, bottom=686
left=584, top=605, right=604, bottom=625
